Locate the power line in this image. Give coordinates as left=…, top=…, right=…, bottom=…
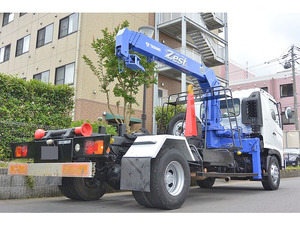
left=229, top=61, right=285, bottom=75
left=229, top=45, right=300, bottom=75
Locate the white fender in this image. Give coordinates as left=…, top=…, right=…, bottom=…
left=123, top=134, right=195, bottom=161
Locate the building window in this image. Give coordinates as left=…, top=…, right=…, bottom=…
left=0, top=44, right=11, bottom=63
left=55, top=63, right=75, bottom=85
left=59, top=13, right=79, bottom=39
left=19, top=13, right=27, bottom=17
left=280, top=83, right=293, bottom=98
left=33, top=70, right=50, bottom=83
left=2, top=13, right=14, bottom=27
left=16, top=35, right=30, bottom=56
left=37, top=24, right=54, bottom=48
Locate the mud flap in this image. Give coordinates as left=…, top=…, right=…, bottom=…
left=120, top=157, right=151, bottom=192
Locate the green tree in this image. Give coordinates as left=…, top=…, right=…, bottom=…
left=83, top=20, right=157, bottom=132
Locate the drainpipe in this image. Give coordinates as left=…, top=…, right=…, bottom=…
left=73, top=13, right=82, bottom=121
left=152, top=13, right=159, bottom=134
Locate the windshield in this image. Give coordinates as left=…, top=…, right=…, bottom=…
left=200, top=98, right=240, bottom=119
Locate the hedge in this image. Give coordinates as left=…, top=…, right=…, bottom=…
left=0, top=73, right=74, bottom=160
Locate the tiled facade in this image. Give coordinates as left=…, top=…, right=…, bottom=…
left=230, top=69, right=300, bottom=131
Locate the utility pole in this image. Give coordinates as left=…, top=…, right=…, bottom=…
left=265, top=44, right=299, bottom=130
left=291, top=45, right=299, bottom=130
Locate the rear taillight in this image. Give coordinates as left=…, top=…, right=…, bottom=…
left=85, top=141, right=95, bottom=155
left=84, top=140, right=104, bottom=155
left=94, top=140, right=104, bottom=154
left=15, top=146, right=28, bottom=157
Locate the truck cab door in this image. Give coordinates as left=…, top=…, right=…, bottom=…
left=262, top=96, right=283, bottom=153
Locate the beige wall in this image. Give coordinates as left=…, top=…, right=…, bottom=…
left=75, top=13, right=152, bottom=130
left=0, top=13, right=78, bottom=82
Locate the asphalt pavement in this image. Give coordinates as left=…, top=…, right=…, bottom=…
left=0, top=177, right=299, bottom=213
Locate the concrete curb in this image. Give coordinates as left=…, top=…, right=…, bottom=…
left=1, top=168, right=300, bottom=200
left=281, top=169, right=300, bottom=178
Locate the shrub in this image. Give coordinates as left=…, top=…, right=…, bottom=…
left=155, top=104, right=186, bottom=132
left=71, top=120, right=117, bottom=136
left=0, top=73, right=74, bottom=160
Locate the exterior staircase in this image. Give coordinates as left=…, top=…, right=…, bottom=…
left=189, top=13, right=225, bottom=68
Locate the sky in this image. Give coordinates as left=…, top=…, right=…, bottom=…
left=4, top=0, right=300, bottom=77
left=228, top=12, right=300, bottom=76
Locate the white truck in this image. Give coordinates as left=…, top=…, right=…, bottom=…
left=8, top=28, right=286, bottom=210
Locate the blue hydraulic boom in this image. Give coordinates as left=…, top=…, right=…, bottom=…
left=115, top=28, right=262, bottom=179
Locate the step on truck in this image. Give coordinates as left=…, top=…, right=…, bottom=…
left=8, top=28, right=287, bottom=210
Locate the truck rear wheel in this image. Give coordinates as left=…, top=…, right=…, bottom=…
left=59, top=177, right=106, bottom=201
left=197, top=177, right=216, bottom=188
left=262, top=156, right=280, bottom=190
left=132, top=191, right=154, bottom=208
left=144, top=148, right=190, bottom=210
left=58, top=177, right=79, bottom=200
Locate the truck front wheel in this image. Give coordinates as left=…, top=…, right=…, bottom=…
left=59, top=177, right=106, bottom=201
left=262, top=156, right=280, bottom=190
left=144, top=148, right=190, bottom=210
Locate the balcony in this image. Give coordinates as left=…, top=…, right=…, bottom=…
left=156, top=13, right=226, bottom=68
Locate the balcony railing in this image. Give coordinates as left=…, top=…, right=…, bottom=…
left=157, top=13, right=202, bottom=25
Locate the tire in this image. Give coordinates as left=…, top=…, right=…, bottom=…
left=145, top=148, right=190, bottom=210
left=167, top=112, right=186, bottom=136
left=167, top=112, right=201, bottom=137
left=262, top=156, right=280, bottom=190
left=59, top=177, right=106, bottom=201
left=58, top=177, right=79, bottom=200
left=197, top=177, right=216, bottom=189
left=132, top=191, right=154, bottom=208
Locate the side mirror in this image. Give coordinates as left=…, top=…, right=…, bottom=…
left=285, top=107, right=293, bottom=119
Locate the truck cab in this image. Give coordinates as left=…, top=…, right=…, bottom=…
left=193, top=88, right=283, bottom=167
left=219, top=88, right=283, bottom=167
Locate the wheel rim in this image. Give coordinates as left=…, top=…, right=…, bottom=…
left=172, top=121, right=185, bottom=136
left=164, top=161, right=185, bottom=196
left=270, top=163, right=279, bottom=184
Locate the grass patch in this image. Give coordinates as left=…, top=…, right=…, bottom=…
left=0, top=159, right=33, bottom=168
left=0, top=162, right=8, bottom=168
left=286, top=166, right=300, bottom=170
